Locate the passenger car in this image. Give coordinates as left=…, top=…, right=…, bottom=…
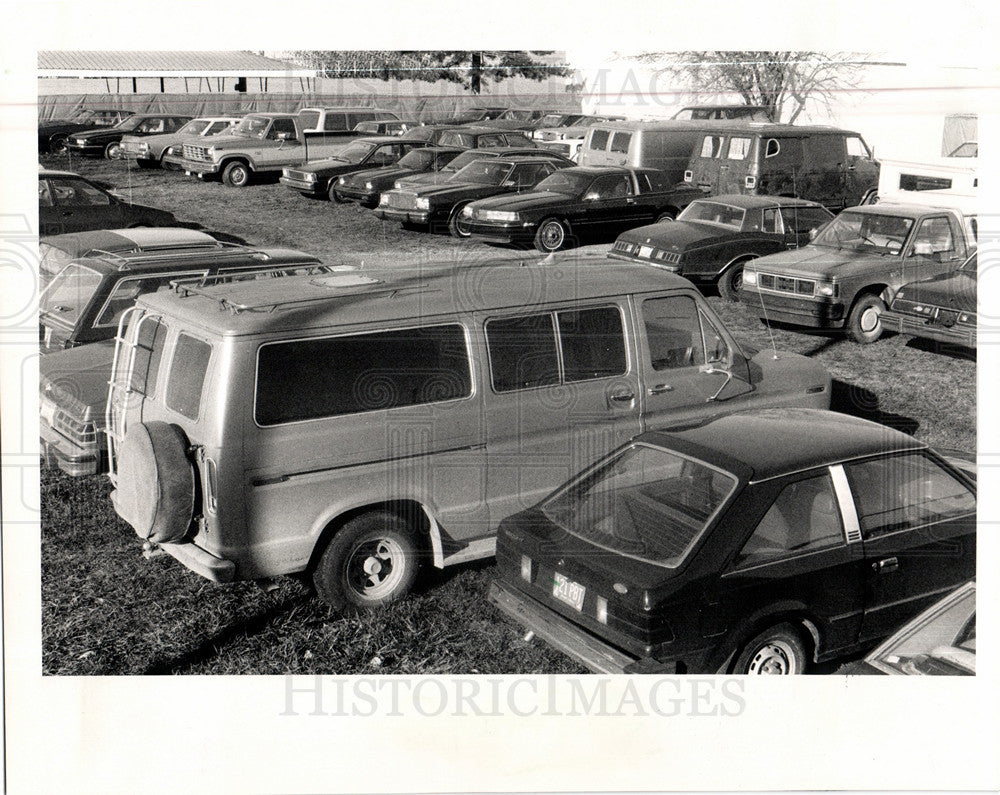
left=608, top=196, right=834, bottom=300
left=104, top=253, right=831, bottom=610
left=39, top=227, right=220, bottom=288
left=740, top=201, right=977, bottom=343
left=65, top=114, right=192, bottom=159
left=39, top=168, right=176, bottom=235
left=881, top=252, right=977, bottom=349
left=38, top=108, right=134, bottom=154
left=120, top=116, right=241, bottom=168
left=391, top=147, right=569, bottom=190
left=845, top=581, right=976, bottom=675
left=489, top=409, right=976, bottom=674
left=435, top=127, right=538, bottom=150
left=330, top=146, right=466, bottom=207
left=374, top=155, right=571, bottom=235
left=279, top=137, right=430, bottom=200
left=457, top=166, right=704, bottom=251
left=352, top=119, right=416, bottom=136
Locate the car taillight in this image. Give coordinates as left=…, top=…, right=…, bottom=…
left=596, top=596, right=609, bottom=625
left=745, top=175, right=757, bottom=189
left=520, top=555, right=533, bottom=582
left=683, top=170, right=693, bottom=182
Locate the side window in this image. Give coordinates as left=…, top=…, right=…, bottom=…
left=511, top=163, right=553, bottom=188
left=806, top=135, right=846, bottom=166
left=166, top=333, right=212, bottom=421
left=323, top=114, right=348, bottom=132
left=137, top=118, right=165, bottom=134
left=207, top=121, right=230, bottom=135
left=129, top=318, right=167, bottom=397
left=735, top=473, right=845, bottom=566
left=486, top=314, right=559, bottom=392
left=911, top=217, right=957, bottom=260
left=503, top=133, right=533, bottom=147
left=268, top=118, right=298, bottom=140
left=95, top=275, right=187, bottom=327
left=557, top=307, right=627, bottom=382
left=50, top=178, right=111, bottom=207
left=166, top=118, right=186, bottom=132
left=642, top=295, right=705, bottom=370
left=588, top=129, right=610, bottom=151
left=844, top=453, right=975, bottom=539
left=781, top=206, right=832, bottom=234
left=846, top=136, right=871, bottom=159
left=764, top=138, right=780, bottom=158
left=590, top=174, right=633, bottom=199
left=762, top=208, right=783, bottom=234
left=255, top=325, right=472, bottom=425
left=698, top=310, right=731, bottom=366
left=479, top=135, right=505, bottom=148
left=727, top=137, right=752, bottom=159
left=368, top=145, right=397, bottom=166
left=700, top=136, right=725, bottom=158
left=610, top=131, right=632, bottom=154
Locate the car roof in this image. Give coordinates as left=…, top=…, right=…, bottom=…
left=639, top=408, right=925, bottom=482
left=67, top=245, right=319, bottom=276
left=557, top=165, right=635, bottom=176
left=842, top=202, right=968, bottom=219
left=135, top=251, right=694, bottom=336
left=41, top=227, right=217, bottom=253
left=688, top=194, right=824, bottom=209
left=39, top=168, right=84, bottom=178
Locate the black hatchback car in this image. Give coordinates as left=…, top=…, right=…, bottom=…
left=609, top=195, right=834, bottom=301
left=489, top=409, right=976, bottom=675
left=65, top=114, right=192, bottom=159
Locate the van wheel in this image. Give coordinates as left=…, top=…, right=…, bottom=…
left=732, top=623, right=807, bottom=675
left=222, top=161, right=251, bottom=188
left=534, top=218, right=568, bottom=252
left=718, top=258, right=753, bottom=302
left=846, top=293, right=885, bottom=344
left=313, top=511, right=420, bottom=611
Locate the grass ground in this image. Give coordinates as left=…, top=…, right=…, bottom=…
left=39, top=152, right=976, bottom=675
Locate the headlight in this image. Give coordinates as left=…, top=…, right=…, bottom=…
left=816, top=283, right=837, bottom=297
left=166, top=146, right=178, bottom=155
left=520, top=555, right=533, bottom=582
left=379, top=194, right=390, bottom=206
left=483, top=210, right=519, bottom=222
left=415, top=197, right=430, bottom=210
left=365, top=181, right=373, bottom=189
left=959, top=312, right=974, bottom=324
left=206, top=147, right=216, bottom=158
left=338, top=176, right=347, bottom=184
left=742, top=271, right=758, bottom=285
left=75, top=138, right=87, bottom=145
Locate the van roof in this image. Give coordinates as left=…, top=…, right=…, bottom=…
left=589, top=119, right=861, bottom=136
left=137, top=251, right=693, bottom=336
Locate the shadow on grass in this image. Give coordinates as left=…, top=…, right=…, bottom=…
left=831, top=379, right=919, bottom=435
left=906, top=336, right=977, bottom=361
left=413, top=556, right=497, bottom=598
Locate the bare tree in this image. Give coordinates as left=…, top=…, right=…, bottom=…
left=288, top=51, right=569, bottom=94
left=632, top=51, right=876, bottom=122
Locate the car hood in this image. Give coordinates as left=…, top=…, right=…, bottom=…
left=466, top=190, right=576, bottom=212
left=894, top=270, right=976, bottom=311
left=294, top=158, right=362, bottom=177
left=72, top=127, right=124, bottom=141
left=39, top=341, right=116, bottom=418
left=191, top=133, right=261, bottom=150
left=340, top=165, right=415, bottom=186
left=407, top=182, right=512, bottom=202
left=121, top=131, right=186, bottom=146
left=747, top=246, right=897, bottom=280
left=616, top=220, right=731, bottom=250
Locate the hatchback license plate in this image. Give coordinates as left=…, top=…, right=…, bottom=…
left=552, top=572, right=586, bottom=611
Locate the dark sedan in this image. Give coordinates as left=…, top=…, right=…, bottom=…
left=374, top=156, right=571, bottom=236
left=392, top=147, right=570, bottom=190
left=457, top=166, right=705, bottom=252
left=65, top=114, right=192, bottom=159
left=489, top=408, right=976, bottom=675
left=39, top=168, right=177, bottom=236
left=882, top=252, right=977, bottom=349
left=609, top=195, right=834, bottom=300
left=331, top=146, right=466, bottom=207
left=38, top=108, right=134, bottom=154
left=279, top=137, right=430, bottom=200
left=435, top=126, right=538, bottom=150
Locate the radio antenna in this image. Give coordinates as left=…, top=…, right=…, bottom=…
left=751, top=262, right=780, bottom=360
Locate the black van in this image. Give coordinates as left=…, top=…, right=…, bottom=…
left=684, top=124, right=879, bottom=210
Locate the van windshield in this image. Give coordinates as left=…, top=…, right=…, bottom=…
left=39, top=263, right=103, bottom=327
left=541, top=443, right=738, bottom=568
left=678, top=200, right=747, bottom=230
left=812, top=210, right=913, bottom=254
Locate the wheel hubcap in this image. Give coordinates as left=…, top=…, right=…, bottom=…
left=346, top=537, right=405, bottom=599
left=746, top=641, right=797, bottom=674
left=860, top=305, right=881, bottom=333
left=541, top=224, right=564, bottom=249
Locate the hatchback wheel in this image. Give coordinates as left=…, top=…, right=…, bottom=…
left=733, top=624, right=808, bottom=675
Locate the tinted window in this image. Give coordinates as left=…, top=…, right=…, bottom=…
left=780, top=206, right=833, bottom=234
left=486, top=314, right=559, bottom=392
left=323, top=113, right=348, bottom=131
left=255, top=325, right=471, bottom=425
left=588, top=129, right=610, bottom=150
left=130, top=317, right=167, bottom=397
left=806, top=135, right=846, bottom=166
left=736, top=473, right=844, bottom=566
left=845, top=453, right=975, bottom=539
left=558, top=307, right=627, bottom=382
left=166, top=334, right=212, bottom=420
left=49, top=178, right=111, bottom=207
left=610, top=131, right=632, bottom=154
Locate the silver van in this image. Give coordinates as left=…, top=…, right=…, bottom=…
left=106, top=253, right=831, bottom=611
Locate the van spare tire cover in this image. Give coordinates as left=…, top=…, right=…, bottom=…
left=115, top=421, right=195, bottom=544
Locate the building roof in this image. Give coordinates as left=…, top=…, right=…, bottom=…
left=38, top=51, right=316, bottom=78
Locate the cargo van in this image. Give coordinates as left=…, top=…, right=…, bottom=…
left=683, top=124, right=879, bottom=210
left=106, top=252, right=832, bottom=611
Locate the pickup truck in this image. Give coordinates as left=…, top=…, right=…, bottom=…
left=174, top=113, right=356, bottom=187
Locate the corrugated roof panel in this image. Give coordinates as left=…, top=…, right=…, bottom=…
left=38, top=50, right=312, bottom=75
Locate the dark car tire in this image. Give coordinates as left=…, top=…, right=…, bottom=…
left=718, top=257, right=755, bottom=302
left=448, top=203, right=472, bottom=238
left=328, top=181, right=347, bottom=203
left=48, top=134, right=68, bottom=155
left=846, top=293, right=886, bottom=344
left=655, top=210, right=677, bottom=223
left=534, top=217, right=569, bottom=253
left=222, top=161, right=251, bottom=188
left=732, top=623, right=808, bottom=675
left=312, top=511, right=421, bottom=612
left=104, top=141, right=123, bottom=160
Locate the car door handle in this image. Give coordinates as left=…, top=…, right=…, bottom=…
left=647, top=383, right=673, bottom=395
left=609, top=390, right=636, bottom=402
left=873, top=557, right=899, bottom=573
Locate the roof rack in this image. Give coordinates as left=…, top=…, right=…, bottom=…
left=86, top=242, right=296, bottom=270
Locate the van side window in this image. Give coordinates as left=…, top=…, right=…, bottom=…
left=589, top=129, right=610, bottom=150
left=486, top=314, right=560, bottom=392
left=558, top=307, right=627, bottom=382
left=846, top=136, right=871, bottom=159
left=323, top=113, right=348, bottom=132
left=764, top=138, right=781, bottom=158
left=255, top=325, right=471, bottom=425
left=610, top=132, right=632, bottom=154
left=727, top=137, right=752, bottom=159
left=642, top=295, right=707, bottom=370
left=166, top=334, right=212, bottom=421
left=806, top=135, right=846, bottom=166
left=129, top=318, right=167, bottom=397
left=700, top=136, right=725, bottom=158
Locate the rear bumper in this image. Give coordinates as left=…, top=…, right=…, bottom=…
left=740, top=289, right=846, bottom=328
left=881, top=310, right=976, bottom=348
left=39, top=421, right=100, bottom=477
left=157, top=540, right=237, bottom=583
left=488, top=580, right=679, bottom=674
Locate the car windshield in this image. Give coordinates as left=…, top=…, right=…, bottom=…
left=397, top=149, right=436, bottom=169
left=78, top=110, right=125, bottom=126
left=450, top=160, right=515, bottom=185
left=533, top=171, right=594, bottom=196
left=39, top=263, right=103, bottom=326
left=539, top=113, right=570, bottom=127
left=443, top=151, right=494, bottom=172
left=177, top=119, right=211, bottom=136
left=678, top=201, right=747, bottom=229
left=332, top=142, right=378, bottom=164
left=811, top=210, right=914, bottom=254
left=541, top=443, right=738, bottom=568
left=113, top=116, right=146, bottom=132
left=232, top=117, right=272, bottom=138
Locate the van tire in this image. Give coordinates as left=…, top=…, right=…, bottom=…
left=718, top=257, right=754, bottom=302
left=114, top=421, right=195, bottom=545
left=846, top=293, right=885, bottom=344
left=313, top=511, right=420, bottom=611
left=534, top=218, right=568, bottom=252
left=222, top=161, right=251, bottom=188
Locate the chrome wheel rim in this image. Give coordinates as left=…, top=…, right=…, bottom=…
left=746, top=640, right=798, bottom=674
left=540, top=222, right=564, bottom=250
left=231, top=168, right=247, bottom=186
left=860, top=305, right=881, bottom=333
left=345, top=537, right=406, bottom=600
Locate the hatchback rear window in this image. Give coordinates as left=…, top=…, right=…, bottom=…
left=166, top=333, right=212, bottom=420
left=255, top=324, right=472, bottom=425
